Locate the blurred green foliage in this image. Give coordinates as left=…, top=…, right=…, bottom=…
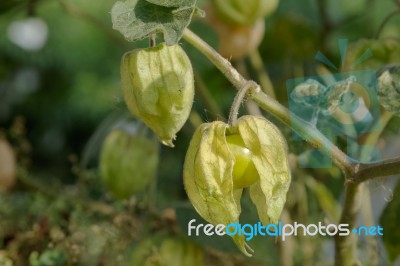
left=0, top=0, right=400, bottom=265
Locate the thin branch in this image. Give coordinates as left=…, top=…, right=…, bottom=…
left=375, top=9, right=400, bottom=39
left=353, top=157, right=400, bottom=183
left=335, top=111, right=394, bottom=265
left=361, top=186, right=379, bottom=265
left=334, top=182, right=362, bottom=266
left=234, top=59, right=263, bottom=117
left=183, top=29, right=247, bottom=90
left=228, top=81, right=258, bottom=126
left=357, top=111, right=393, bottom=265
left=183, top=29, right=354, bottom=176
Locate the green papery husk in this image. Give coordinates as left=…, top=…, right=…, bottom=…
left=183, top=121, right=251, bottom=256
left=121, top=43, right=194, bottom=147
left=183, top=116, right=291, bottom=256
left=100, top=129, right=159, bottom=200
left=236, top=116, right=291, bottom=225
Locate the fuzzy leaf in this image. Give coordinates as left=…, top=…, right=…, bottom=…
left=111, top=0, right=199, bottom=45
left=236, top=116, right=291, bottom=225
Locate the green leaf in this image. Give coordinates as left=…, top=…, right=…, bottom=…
left=111, top=0, right=199, bottom=45
left=380, top=181, right=400, bottom=261
left=145, top=0, right=193, bottom=7
left=29, top=249, right=67, bottom=266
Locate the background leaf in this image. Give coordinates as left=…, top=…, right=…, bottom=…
left=111, top=0, right=198, bottom=45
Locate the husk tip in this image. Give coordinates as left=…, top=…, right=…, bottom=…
left=161, top=139, right=175, bottom=148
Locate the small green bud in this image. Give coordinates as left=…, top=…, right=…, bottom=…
left=100, top=127, right=159, bottom=200
left=121, top=43, right=194, bottom=147
left=378, top=65, right=400, bottom=116
left=211, top=0, right=279, bottom=25
left=183, top=115, right=291, bottom=256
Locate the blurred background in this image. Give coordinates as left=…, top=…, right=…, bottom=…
left=0, top=0, right=400, bottom=265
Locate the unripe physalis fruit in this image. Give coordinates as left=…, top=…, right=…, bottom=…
left=211, top=0, right=278, bottom=26
left=183, top=115, right=291, bottom=255
left=121, top=43, right=194, bottom=147
left=100, top=126, right=159, bottom=200
left=206, top=5, right=265, bottom=60
left=226, top=134, right=259, bottom=189
left=0, top=139, right=16, bottom=191
left=378, top=65, right=400, bottom=116
left=131, top=235, right=204, bottom=266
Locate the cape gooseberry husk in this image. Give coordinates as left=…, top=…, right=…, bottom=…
left=206, top=5, right=265, bottom=60
left=100, top=127, right=159, bottom=200
left=211, top=0, right=279, bottom=26
left=183, top=115, right=291, bottom=256
left=121, top=43, right=194, bottom=147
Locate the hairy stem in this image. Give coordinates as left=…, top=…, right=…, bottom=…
left=183, top=28, right=353, bottom=174
left=228, top=81, right=258, bottom=126
left=375, top=9, right=400, bottom=39
left=234, top=59, right=263, bottom=117
left=183, top=29, right=247, bottom=89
